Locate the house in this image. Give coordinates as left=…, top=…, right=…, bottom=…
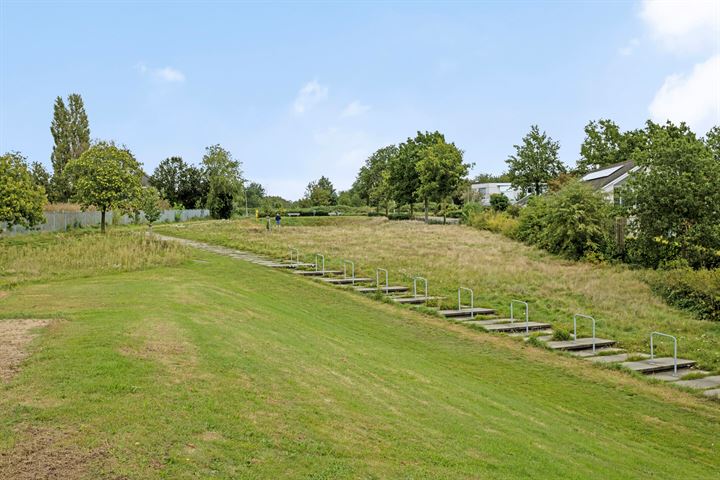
left=580, top=160, right=636, bottom=204
left=470, top=182, right=523, bottom=206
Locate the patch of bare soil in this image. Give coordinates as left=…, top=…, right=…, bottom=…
left=0, top=427, right=108, bottom=480
left=0, top=319, right=50, bottom=382
left=0, top=291, right=9, bottom=300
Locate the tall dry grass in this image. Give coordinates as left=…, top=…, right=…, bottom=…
left=0, top=231, right=189, bottom=288
left=157, top=217, right=720, bottom=370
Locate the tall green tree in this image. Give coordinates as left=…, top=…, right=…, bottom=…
left=705, top=126, right=720, bottom=162
left=49, top=93, right=90, bottom=201
left=354, top=145, right=397, bottom=211
left=506, top=125, right=565, bottom=196
left=577, top=119, right=622, bottom=173
left=30, top=162, right=51, bottom=193
left=304, top=176, right=337, bottom=206
left=65, top=141, right=143, bottom=233
left=150, top=157, right=187, bottom=205
left=140, top=186, right=162, bottom=228
left=389, top=131, right=445, bottom=215
left=0, top=152, right=47, bottom=232
left=416, top=141, right=469, bottom=223
left=245, top=182, right=266, bottom=209
left=622, top=121, right=720, bottom=268
left=201, top=145, right=243, bottom=216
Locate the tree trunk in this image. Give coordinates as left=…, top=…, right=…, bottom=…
left=424, top=198, right=429, bottom=223
left=101, top=208, right=106, bottom=233
left=442, top=201, right=446, bottom=225
left=410, top=203, right=414, bottom=219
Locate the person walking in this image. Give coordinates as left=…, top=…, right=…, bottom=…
left=275, top=212, right=281, bottom=227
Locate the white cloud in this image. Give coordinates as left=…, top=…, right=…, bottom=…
left=649, top=54, right=720, bottom=133
left=340, top=100, right=371, bottom=118
left=619, top=38, right=640, bottom=56
left=640, top=0, right=720, bottom=54
left=136, top=63, right=186, bottom=83
left=293, top=80, right=328, bottom=114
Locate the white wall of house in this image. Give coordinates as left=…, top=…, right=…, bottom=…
left=470, top=183, right=523, bottom=206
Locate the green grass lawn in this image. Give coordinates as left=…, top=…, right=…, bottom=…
left=153, top=217, right=720, bottom=371
left=1, top=230, right=719, bottom=478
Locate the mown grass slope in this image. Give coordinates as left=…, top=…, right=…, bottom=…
left=1, top=231, right=719, bottom=478
left=155, top=217, right=720, bottom=371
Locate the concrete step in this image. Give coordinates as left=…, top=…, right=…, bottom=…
left=648, top=368, right=708, bottom=382
left=439, top=307, right=496, bottom=318
left=569, top=347, right=624, bottom=358
left=704, top=389, right=720, bottom=399
left=621, top=357, right=696, bottom=374
left=482, top=322, right=552, bottom=333
left=320, top=277, right=373, bottom=284
left=461, top=318, right=513, bottom=326
left=510, top=329, right=554, bottom=338
left=391, top=296, right=442, bottom=305
left=545, top=337, right=616, bottom=351
left=294, top=270, right=344, bottom=276
left=674, top=375, right=720, bottom=390
left=355, top=286, right=409, bottom=294
left=586, top=353, right=648, bottom=364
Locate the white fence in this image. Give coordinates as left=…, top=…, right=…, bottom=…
left=1, top=209, right=210, bottom=236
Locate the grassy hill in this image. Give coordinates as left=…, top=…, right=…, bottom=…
left=0, top=228, right=719, bottom=478
left=154, top=217, right=720, bottom=371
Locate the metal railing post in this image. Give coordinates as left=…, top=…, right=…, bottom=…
left=510, top=300, right=530, bottom=334
left=413, top=276, right=428, bottom=298
left=573, top=314, right=596, bottom=354
left=315, top=254, right=325, bottom=274
left=343, top=260, right=355, bottom=284
left=650, top=332, right=678, bottom=375
left=458, top=287, right=474, bottom=318
left=376, top=268, right=389, bottom=294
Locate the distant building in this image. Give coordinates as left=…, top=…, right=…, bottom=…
left=470, top=183, right=523, bottom=206
left=580, top=160, right=636, bottom=204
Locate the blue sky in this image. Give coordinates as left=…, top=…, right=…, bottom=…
left=1, top=1, right=718, bottom=200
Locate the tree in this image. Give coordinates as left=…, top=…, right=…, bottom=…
left=0, top=152, right=47, bottom=232
left=337, top=188, right=363, bottom=207
left=30, top=162, right=51, bottom=193
left=416, top=141, right=469, bottom=223
left=65, top=141, right=143, bottom=233
left=201, top=145, right=243, bottom=215
left=622, top=121, right=720, bottom=268
left=388, top=132, right=445, bottom=215
left=245, top=182, right=266, bottom=209
left=178, top=165, right=207, bottom=209
left=354, top=145, right=397, bottom=211
left=206, top=175, right=235, bottom=219
left=150, top=157, right=186, bottom=205
left=141, top=186, right=162, bottom=228
left=506, top=125, right=565, bottom=196
left=705, top=126, right=720, bottom=162
left=472, top=172, right=511, bottom=183
left=49, top=93, right=90, bottom=202
left=304, top=176, right=337, bottom=206
left=577, top=119, right=622, bottom=173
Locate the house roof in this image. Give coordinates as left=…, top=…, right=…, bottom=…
left=581, top=160, right=635, bottom=190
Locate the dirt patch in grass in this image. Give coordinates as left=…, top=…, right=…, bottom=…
left=0, top=291, right=8, bottom=300
left=0, top=319, right=50, bottom=382
left=0, top=426, right=108, bottom=479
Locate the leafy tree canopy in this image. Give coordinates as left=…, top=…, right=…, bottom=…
left=506, top=125, right=565, bottom=195
left=416, top=141, right=469, bottom=221
left=0, top=152, right=47, bottom=231
left=304, top=176, right=338, bottom=206
left=49, top=93, right=90, bottom=202
left=65, top=141, right=143, bottom=232
left=353, top=145, right=397, bottom=209
left=389, top=131, right=446, bottom=210
left=141, top=186, right=162, bottom=226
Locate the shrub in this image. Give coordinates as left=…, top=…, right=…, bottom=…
left=552, top=329, right=572, bottom=341
left=515, top=180, right=613, bottom=260
left=465, top=209, right=519, bottom=237
left=387, top=212, right=411, bottom=221
left=489, top=193, right=509, bottom=212
left=646, top=268, right=720, bottom=321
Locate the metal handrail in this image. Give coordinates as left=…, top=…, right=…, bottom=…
left=458, top=287, right=474, bottom=318
left=650, top=332, right=678, bottom=375
left=413, top=276, right=428, bottom=298
left=376, top=268, right=389, bottom=294
left=573, top=314, right=596, bottom=354
left=289, top=248, right=299, bottom=266
left=315, top=254, right=325, bottom=274
left=343, top=260, right=355, bottom=283
left=510, top=300, right=529, bottom=334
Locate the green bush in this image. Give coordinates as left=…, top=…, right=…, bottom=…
left=465, top=209, right=519, bottom=237
left=515, top=180, right=613, bottom=260
left=647, top=268, right=720, bottom=321
left=489, top=193, right=510, bottom=211
left=387, top=212, right=412, bottom=221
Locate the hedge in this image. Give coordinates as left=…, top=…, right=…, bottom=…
left=647, top=268, right=720, bottom=321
